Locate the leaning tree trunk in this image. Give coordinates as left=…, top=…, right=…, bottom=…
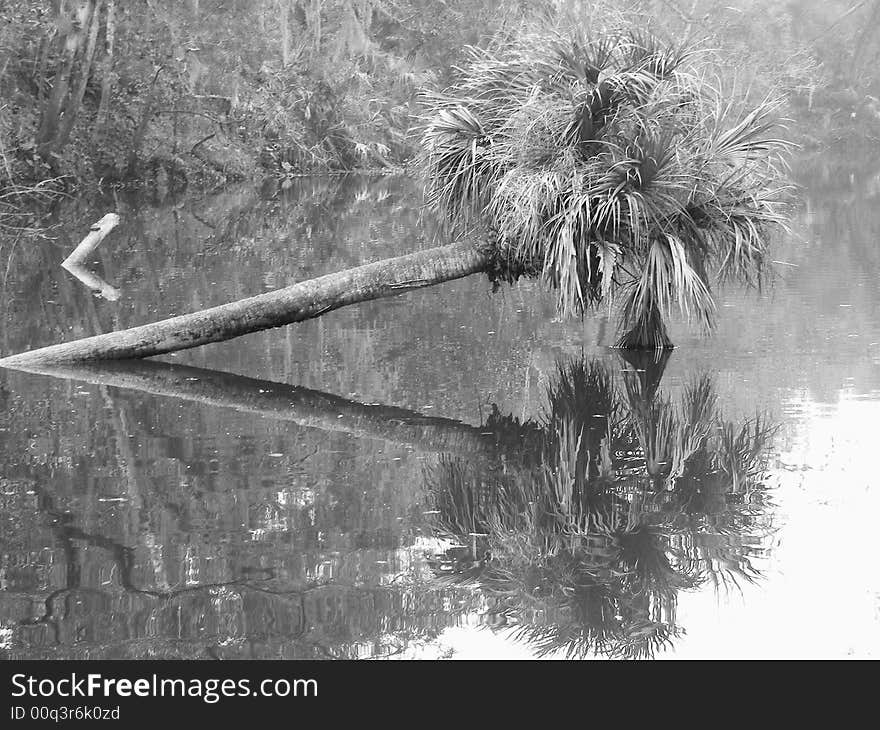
left=0, top=241, right=489, bottom=368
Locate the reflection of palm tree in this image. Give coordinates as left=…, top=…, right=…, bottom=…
left=426, top=353, right=775, bottom=659
left=10, top=358, right=773, bottom=659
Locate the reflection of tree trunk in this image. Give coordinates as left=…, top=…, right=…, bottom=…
left=127, top=66, right=163, bottom=176
left=36, top=1, right=95, bottom=157
left=309, top=0, right=323, bottom=54
left=620, top=349, right=672, bottom=481
left=0, top=240, right=489, bottom=366
left=852, top=1, right=880, bottom=80
left=280, top=0, right=291, bottom=67
left=94, top=0, right=116, bottom=132
left=10, top=360, right=497, bottom=458
left=74, top=287, right=149, bottom=564
left=55, top=0, right=104, bottom=152
left=683, top=0, right=700, bottom=41
left=101, top=390, right=145, bottom=548
left=618, top=348, right=671, bottom=404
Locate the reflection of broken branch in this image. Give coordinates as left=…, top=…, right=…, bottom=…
left=61, top=213, right=121, bottom=300
left=63, top=262, right=121, bottom=301
left=61, top=213, right=119, bottom=268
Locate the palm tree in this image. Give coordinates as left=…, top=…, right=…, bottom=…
left=0, top=16, right=792, bottom=367
left=421, top=24, right=792, bottom=348
left=425, top=353, right=776, bottom=658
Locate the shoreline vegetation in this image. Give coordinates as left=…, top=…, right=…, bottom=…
left=0, top=0, right=878, bottom=206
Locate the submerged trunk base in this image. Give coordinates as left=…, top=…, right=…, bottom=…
left=614, top=306, right=674, bottom=351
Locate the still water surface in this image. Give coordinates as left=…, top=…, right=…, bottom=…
left=1, top=153, right=879, bottom=659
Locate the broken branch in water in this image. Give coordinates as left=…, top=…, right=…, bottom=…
left=60, top=213, right=122, bottom=301
left=61, top=213, right=120, bottom=269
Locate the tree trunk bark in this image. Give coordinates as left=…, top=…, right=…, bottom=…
left=0, top=241, right=489, bottom=367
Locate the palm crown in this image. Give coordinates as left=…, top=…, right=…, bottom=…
left=421, top=22, right=792, bottom=348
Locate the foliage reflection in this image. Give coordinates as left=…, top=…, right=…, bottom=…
left=427, top=352, right=775, bottom=658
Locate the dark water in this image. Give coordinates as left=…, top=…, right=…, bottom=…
left=1, top=154, right=879, bottom=659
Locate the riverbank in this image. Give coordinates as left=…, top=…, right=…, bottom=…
left=1, top=1, right=878, bottom=199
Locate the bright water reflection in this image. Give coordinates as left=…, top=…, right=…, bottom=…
left=1, top=153, right=879, bottom=658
